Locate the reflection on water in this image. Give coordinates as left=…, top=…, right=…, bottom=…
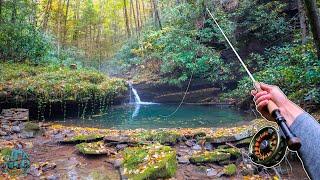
left=59, top=104, right=253, bottom=129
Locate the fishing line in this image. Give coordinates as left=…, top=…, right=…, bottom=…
left=160, top=73, right=193, bottom=118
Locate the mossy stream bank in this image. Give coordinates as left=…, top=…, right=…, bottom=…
left=0, top=62, right=128, bottom=119
left=0, top=119, right=310, bottom=179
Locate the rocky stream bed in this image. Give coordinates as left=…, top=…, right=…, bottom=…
left=0, top=111, right=310, bottom=180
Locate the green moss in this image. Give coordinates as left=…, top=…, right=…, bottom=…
left=235, top=137, right=252, bottom=147
left=0, top=148, right=12, bottom=157
left=76, top=141, right=108, bottom=155
left=0, top=62, right=127, bottom=104
left=216, top=148, right=241, bottom=158
left=189, top=150, right=231, bottom=164
left=223, top=164, right=237, bottom=176
left=24, top=122, right=40, bottom=131
left=135, top=130, right=180, bottom=145
left=122, top=144, right=177, bottom=180
left=63, top=134, right=105, bottom=143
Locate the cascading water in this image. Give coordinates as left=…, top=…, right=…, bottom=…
left=128, top=82, right=157, bottom=118
left=128, top=82, right=156, bottom=105
left=131, top=86, right=142, bottom=104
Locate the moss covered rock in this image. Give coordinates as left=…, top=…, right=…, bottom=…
left=223, top=164, right=237, bottom=176
left=122, top=144, right=177, bottom=180
left=24, top=122, right=40, bottom=131
left=216, top=148, right=241, bottom=158
left=62, top=134, right=105, bottom=144
left=76, top=141, right=109, bottom=155
left=189, top=150, right=231, bottom=164
left=135, top=130, right=180, bottom=145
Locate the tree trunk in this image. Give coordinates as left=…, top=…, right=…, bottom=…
left=63, top=0, right=70, bottom=47
left=130, top=0, right=138, bottom=33
left=303, top=0, right=320, bottom=59
left=123, top=0, right=131, bottom=37
left=298, top=0, right=308, bottom=44
left=136, top=0, right=141, bottom=31
left=141, top=0, right=147, bottom=23
left=11, top=2, right=16, bottom=24
left=152, top=0, right=162, bottom=29
left=43, top=0, right=52, bottom=31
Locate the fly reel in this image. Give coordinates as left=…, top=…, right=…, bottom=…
left=249, top=126, right=287, bottom=167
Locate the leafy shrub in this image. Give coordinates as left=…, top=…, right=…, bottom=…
left=222, top=42, right=320, bottom=104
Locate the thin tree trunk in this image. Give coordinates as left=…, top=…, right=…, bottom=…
left=298, top=0, right=308, bottom=44
left=11, top=2, right=16, bottom=24
left=303, top=0, right=320, bottom=59
left=43, top=0, right=52, bottom=31
left=136, top=0, right=141, bottom=31
left=63, top=0, right=70, bottom=47
left=123, top=0, right=131, bottom=37
left=73, top=0, right=80, bottom=47
left=152, top=0, right=162, bottom=29
left=141, top=0, right=147, bottom=23
left=130, top=0, right=138, bottom=33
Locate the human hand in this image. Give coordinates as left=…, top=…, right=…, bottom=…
left=251, top=83, right=304, bottom=126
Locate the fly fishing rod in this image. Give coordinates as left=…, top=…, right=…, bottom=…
left=206, top=8, right=301, bottom=166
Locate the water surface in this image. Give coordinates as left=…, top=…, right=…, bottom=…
left=58, top=104, right=254, bottom=129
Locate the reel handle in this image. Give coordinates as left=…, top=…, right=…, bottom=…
left=254, top=82, right=301, bottom=151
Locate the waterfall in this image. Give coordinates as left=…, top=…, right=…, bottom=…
left=131, top=86, right=142, bottom=103
left=128, top=82, right=157, bottom=105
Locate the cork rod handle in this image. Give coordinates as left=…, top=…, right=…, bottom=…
left=254, top=82, right=301, bottom=151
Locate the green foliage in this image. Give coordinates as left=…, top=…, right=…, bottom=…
left=0, top=1, right=52, bottom=63
left=233, top=0, right=290, bottom=44
left=112, top=0, right=293, bottom=87
left=223, top=42, right=320, bottom=103
left=0, top=62, right=128, bottom=103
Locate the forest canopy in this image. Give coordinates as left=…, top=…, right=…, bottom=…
left=0, top=0, right=319, bottom=107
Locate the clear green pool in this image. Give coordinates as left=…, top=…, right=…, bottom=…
left=59, top=104, right=253, bottom=129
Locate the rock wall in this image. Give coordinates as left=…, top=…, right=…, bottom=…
left=133, top=79, right=223, bottom=104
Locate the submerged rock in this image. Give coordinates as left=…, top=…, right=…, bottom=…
left=122, top=144, right=177, bottom=179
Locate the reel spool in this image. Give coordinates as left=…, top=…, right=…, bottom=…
left=249, top=126, right=287, bottom=167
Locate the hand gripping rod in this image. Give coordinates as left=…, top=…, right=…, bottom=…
left=206, top=8, right=301, bottom=150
